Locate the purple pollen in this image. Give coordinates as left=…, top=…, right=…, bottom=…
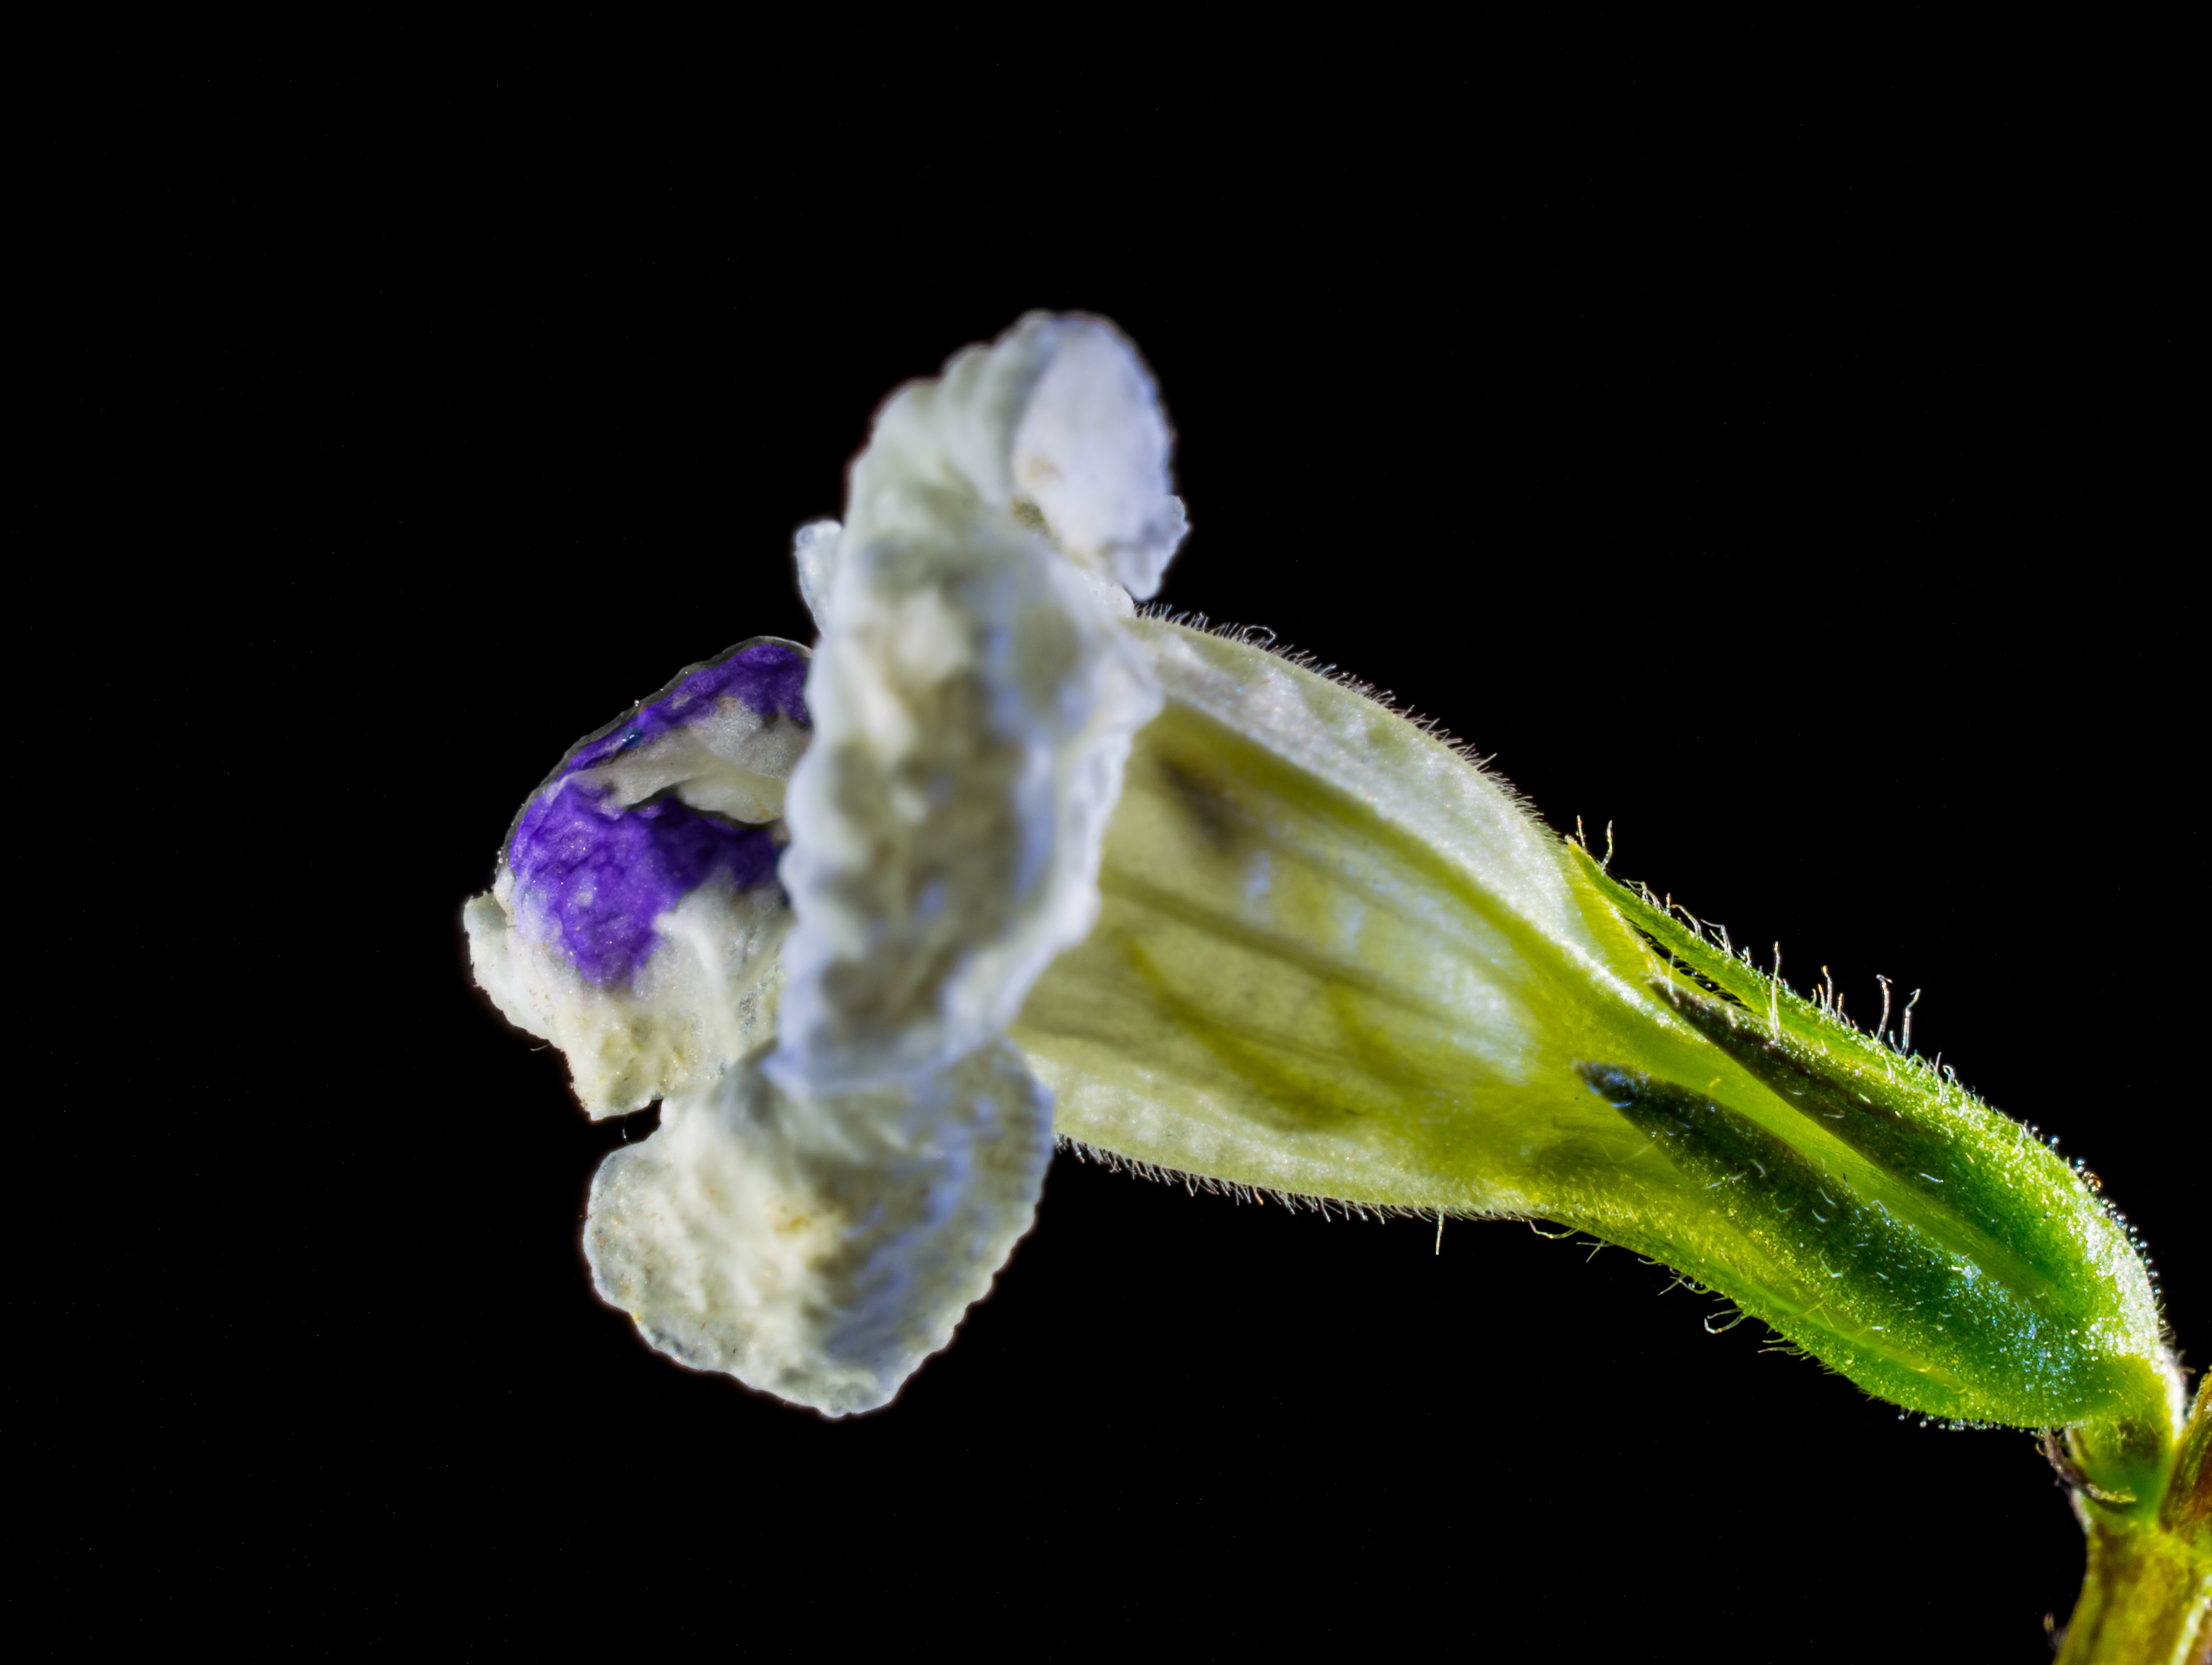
left=503, top=637, right=809, bottom=987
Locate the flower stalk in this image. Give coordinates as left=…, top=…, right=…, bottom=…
left=2052, top=1379, right=2210, bottom=1663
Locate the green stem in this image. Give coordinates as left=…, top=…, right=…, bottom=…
left=2057, top=1387, right=2212, bottom=1663
left=2056, top=1526, right=2207, bottom=1663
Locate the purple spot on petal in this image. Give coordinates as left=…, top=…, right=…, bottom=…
left=502, top=637, right=809, bottom=986
left=510, top=783, right=779, bottom=985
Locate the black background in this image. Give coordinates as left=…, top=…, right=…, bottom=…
left=44, top=55, right=2200, bottom=1658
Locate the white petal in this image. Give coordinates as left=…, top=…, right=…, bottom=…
left=769, top=509, right=1160, bottom=1096
left=584, top=1040, right=1052, bottom=1416
left=793, top=519, right=842, bottom=633
left=467, top=873, right=792, bottom=1119
left=770, top=322, right=1174, bottom=1097
left=844, top=313, right=1185, bottom=602
left=1011, top=323, right=1186, bottom=599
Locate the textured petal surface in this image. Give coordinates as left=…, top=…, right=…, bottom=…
left=1010, top=321, right=1186, bottom=599
left=467, top=881, right=791, bottom=1119
left=769, top=528, right=1159, bottom=1095
left=585, top=1041, right=1053, bottom=1417
left=844, top=313, right=1185, bottom=602
left=465, top=637, right=809, bottom=1116
left=770, top=320, right=1170, bottom=1096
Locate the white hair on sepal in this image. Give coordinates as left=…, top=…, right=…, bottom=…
left=1055, top=1135, right=1517, bottom=1226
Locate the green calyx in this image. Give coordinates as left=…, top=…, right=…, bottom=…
left=1017, top=618, right=2179, bottom=1450
left=1571, top=856, right=2173, bottom=1444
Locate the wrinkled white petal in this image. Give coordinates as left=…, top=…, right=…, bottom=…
left=770, top=321, right=1173, bottom=1097
left=467, top=873, right=792, bottom=1118
left=768, top=530, right=1160, bottom=1095
left=585, top=1040, right=1052, bottom=1416
left=844, top=313, right=1186, bottom=602
left=1011, top=323, right=1187, bottom=598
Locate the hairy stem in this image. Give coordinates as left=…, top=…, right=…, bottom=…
left=2058, top=1387, right=2211, bottom=1663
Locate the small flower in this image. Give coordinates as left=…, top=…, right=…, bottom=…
left=467, top=315, right=2178, bottom=1456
